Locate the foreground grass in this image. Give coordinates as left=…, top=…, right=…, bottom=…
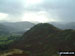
left=0, top=49, right=24, bottom=56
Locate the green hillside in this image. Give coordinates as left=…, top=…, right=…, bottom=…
left=1, top=23, right=75, bottom=56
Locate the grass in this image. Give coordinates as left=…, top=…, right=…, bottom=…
left=0, top=49, right=24, bottom=56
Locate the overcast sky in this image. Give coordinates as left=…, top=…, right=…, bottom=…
left=0, top=0, right=74, bottom=23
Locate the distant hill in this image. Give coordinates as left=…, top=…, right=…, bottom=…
left=0, top=24, right=10, bottom=35
left=50, top=22, right=75, bottom=30
left=1, top=21, right=35, bottom=33
left=63, top=22, right=75, bottom=29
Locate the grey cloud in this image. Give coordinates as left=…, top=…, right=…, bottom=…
left=0, top=0, right=75, bottom=22
left=27, top=0, right=75, bottom=22
left=42, top=0, right=75, bottom=22
left=0, top=0, right=26, bottom=21
left=0, top=0, right=25, bottom=15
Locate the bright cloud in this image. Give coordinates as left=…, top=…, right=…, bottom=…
left=0, top=13, right=8, bottom=20
left=22, top=11, right=50, bottom=23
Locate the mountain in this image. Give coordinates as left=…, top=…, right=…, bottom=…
left=0, top=24, right=10, bottom=35
left=63, top=22, right=75, bottom=29
left=50, top=22, right=75, bottom=30
left=1, top=21, right=35, bottom=33
left=9, top=23, right=60, bottom=56
left=9, top=23, right=75, bottom=56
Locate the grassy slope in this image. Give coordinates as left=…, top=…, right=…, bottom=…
left=1, top=23, right=75, bottom=56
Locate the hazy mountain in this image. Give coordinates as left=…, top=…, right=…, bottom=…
left=63, top=22, right=75, bottom=29
left=50, top=22, right=75, bottom=30
left=0, top=21, right=35, bottom=33
left=0, top=24, right=10, bottom=35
